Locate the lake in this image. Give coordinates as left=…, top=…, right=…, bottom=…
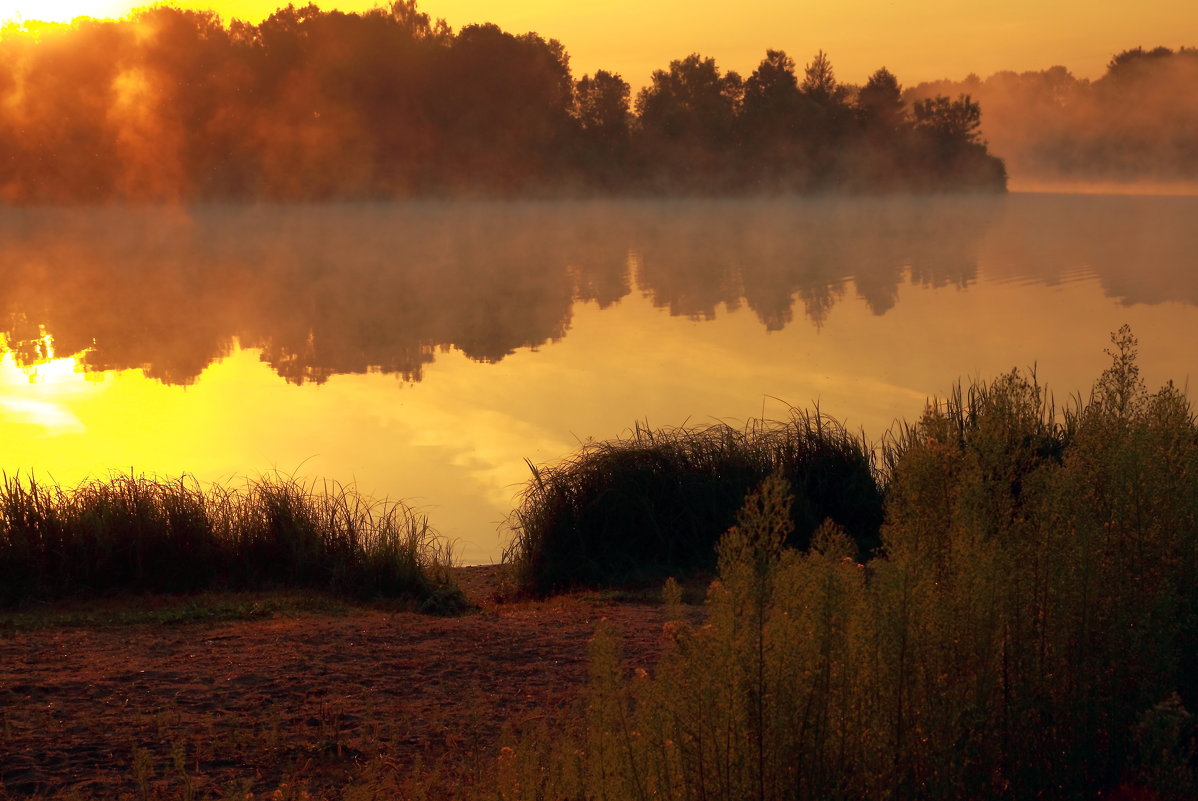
left=1, top=193, right=1195, bottom=563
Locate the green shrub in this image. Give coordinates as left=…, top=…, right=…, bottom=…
left=479, top=328, right=1198, bottom=800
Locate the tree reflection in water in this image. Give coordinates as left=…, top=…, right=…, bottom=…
left=0, top=194, right=1194, bottom=386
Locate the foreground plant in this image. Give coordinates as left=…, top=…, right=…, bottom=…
left=482, top=327, right=1198, bottom=801
left=0, top=473, right=465, bottom=613
left=504, top=409, right=882, bottom=596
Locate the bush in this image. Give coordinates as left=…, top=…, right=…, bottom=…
left=503, top=410, right=882, bottom=596
left=479, top=327, right=1198, bottom=800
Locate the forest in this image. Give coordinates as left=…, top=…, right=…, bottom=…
left=908, top=46, right=1198, bottom=186
left=0, top=1, right=1006, bottom=202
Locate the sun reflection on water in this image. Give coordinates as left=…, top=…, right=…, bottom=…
left=0, top=336, right=103, bottom=435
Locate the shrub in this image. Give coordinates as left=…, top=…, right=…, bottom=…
left=480, top=328, right=1198, bottom=800
left=503, top=410, right=882, bottom=596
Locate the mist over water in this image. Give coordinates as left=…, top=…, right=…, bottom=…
left=1, top=193, right=1195, bottom=561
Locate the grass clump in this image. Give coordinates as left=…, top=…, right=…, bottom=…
left=0, top=473, right=465, bottom=614
left=503, top=410, right=882, bottom=596
left=472, top=327, right=1198, bottom=801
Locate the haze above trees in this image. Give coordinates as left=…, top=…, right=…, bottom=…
left=0, top=1, right=1005, bottom=202
left=908, top=46, right=1198, bottom=187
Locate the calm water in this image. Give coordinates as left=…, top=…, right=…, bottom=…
left=2, top=193, right=1195, bottom=563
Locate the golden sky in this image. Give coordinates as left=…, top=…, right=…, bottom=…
left=2, top=1, right=1196, bottom=87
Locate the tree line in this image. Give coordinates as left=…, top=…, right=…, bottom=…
left=908, top=46, right=1198, bottom=186
left=0, top=2, right=1006, bottom=202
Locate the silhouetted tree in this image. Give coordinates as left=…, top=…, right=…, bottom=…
left=1106, top=45, right=1180, bottom=80
left=571, top=70, right=632, bottom=186
left=857, top=67, right=906, bottom=136
left=0, top=1, right=1010, bottom=199
left=913, top=94, right=983, bottom=145
left=740, top=49, right=807, bottom=187
left=430, top=23, right=573, bottom=192
left=910, top=94, right=1006, bottom=190
left=844, top=67, right=911, bottom=189
left=574, top=70, right=631, bottom=135
left=742, top=49, right=802, bottom=126
left=794, top=51, right=854, bottom=181
left=800, top=50, right=846, bottom=106
left=122, top=7, right=250, bottom=199
left=635, top=53, right=743, bottom=189
left=388, top=0, right=449, bottom=41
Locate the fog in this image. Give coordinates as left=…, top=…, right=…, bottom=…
left=2, top=5, right=1191, bottom=197
left=908, top=47, right=1198, bottom=191
left=0, top=4, right=1002, bottom=202
left=2, top=194, right=1195, bottom=386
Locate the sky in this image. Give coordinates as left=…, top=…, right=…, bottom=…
left=1, top=0, right=1195, bottom=88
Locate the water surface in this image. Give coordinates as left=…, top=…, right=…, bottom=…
left=2, top=194, right=1195, bottom=562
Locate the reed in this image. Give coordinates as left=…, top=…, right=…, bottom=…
left=503, top=408, right=883, bottom=596
left=0, top=472, right=464, bottom=613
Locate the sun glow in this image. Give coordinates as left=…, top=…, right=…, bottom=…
left=0, top=1, right=131, bottom=24
left=0, top=0, right=1192, bottom=84
left=0, top=345, right=95, bottom=435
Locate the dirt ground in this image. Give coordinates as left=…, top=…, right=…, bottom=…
left=0, top=566, right=681, bottom=799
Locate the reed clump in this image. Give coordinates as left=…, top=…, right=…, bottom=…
left=478, top=326, right=1198, bottom=801
left=504, top=410, right=882, bottom=596
left=0, top=473, right=465, bottom=613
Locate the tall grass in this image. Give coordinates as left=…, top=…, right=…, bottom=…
left=0, top=472, right=465, bottom=613
left=475, top=327, right=1198, bottom=800
left=503, top=409, right=883, bottom=596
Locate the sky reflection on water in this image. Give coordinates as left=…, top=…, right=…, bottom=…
left=1, top=194, right=1195, bottom=562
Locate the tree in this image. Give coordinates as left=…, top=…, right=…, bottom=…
left=794, top=50, right=853, bottom=183
left=8, top=17, right=128, bottom=201
left=801, top=49, right=847, bottom=106
left=573, top=70, right=630, bottom=137
left=1105, top=46, right=1177, bottom=81
left=910, top=94, right=1005, bottom=190
left=0, top=2, right=1010, bottom=198
left=740, top=49, right=806, bottom=186
left=857, top=67, right=906, bottom=135
left=430, top=23, right=574, bottom=190
left=571, top=70, right=632, bottom=184
left=634, top=53, right=742, bottom=188
left=636, top=53, right=741, bottom=142
left=913, top=94, right=982, bottom=146
left=742, top=49, right=803, bottom=133
left=124, top=6, right=251, bottom=199
left=388, top=0, right=450, bottom=42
